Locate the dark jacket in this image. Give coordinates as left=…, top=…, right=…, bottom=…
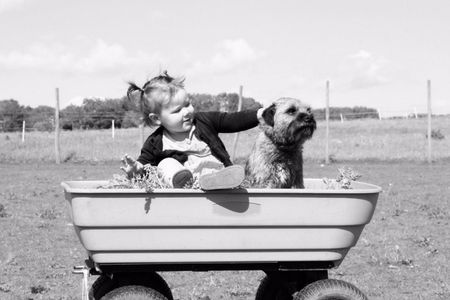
left=137, top=110, right=259, bottom=166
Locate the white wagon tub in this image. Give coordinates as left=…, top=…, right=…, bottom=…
left=62, top=179, right=381, bottom=300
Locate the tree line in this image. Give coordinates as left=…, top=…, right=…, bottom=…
left=0, top=93, right=262, bottom=132
left=313, top=106, right=379, bottom=120
left=0, top=94, right=381, bottom=132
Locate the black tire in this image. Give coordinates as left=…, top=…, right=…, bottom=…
left=90, top=275, right=115, bottom=300
left=294, top=279, right=368, bottom=300
left=255, top=272, right=328, bottom=300
left=147, top=273, right=172, bottom=300
left=255, top=275, right=295, bottom=300
left=89, top=272, right=173, bottom=300
left=102, top=285, right=168, bottom=300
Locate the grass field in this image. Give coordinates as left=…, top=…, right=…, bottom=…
left=0, top=116, right=449, bottom=299
left=1, top=116, right=449, bottom=163
left=0, top=161, right=449, bottom=300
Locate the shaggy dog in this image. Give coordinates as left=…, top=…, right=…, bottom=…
left=245, top=98, right=316, bottom=188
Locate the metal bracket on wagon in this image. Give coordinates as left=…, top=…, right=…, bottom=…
left=73, top=265, right=90, bottom=300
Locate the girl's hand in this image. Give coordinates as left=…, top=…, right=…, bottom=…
left=120, top=154, right=144, bottom=179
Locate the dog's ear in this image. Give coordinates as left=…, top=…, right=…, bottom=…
left=262, top=104, right=276, bottom=127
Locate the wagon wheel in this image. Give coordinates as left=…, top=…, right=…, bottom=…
left=90, top=272, right=173, bottom=300
left=101, top=285, right=168, bottom=300
left=128, top=272, right=173, bottom=300
left=90, top=275, right=115, bottom=300
left=293, top=279, right=368, bottom=300
left=255, top=275, right=297, bottom=300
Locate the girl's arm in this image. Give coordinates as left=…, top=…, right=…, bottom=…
left=203, top=109, right=261, bottom=133
left=121, top=154, right=144, bottom=179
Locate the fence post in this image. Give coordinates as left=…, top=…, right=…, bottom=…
left=340, top=114, right=344, bottom=123
left=22, top=120, right=25, bottom=143
left=325, top=80, right=330, bottom=164
left=112, top=120, right=115, bottom=140
left=231, top=85, right=243, bottom=162
left=55, top=88, right=61, bottom=164
left=427, top=80, right=432, bottom=163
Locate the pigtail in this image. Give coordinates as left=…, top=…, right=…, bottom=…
left=126, top=81, right=151, bottom=125
left=126, top=81, right=144, bottom=101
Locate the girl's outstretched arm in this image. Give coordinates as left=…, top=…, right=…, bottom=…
left=201, top=109, right=262, bottom=133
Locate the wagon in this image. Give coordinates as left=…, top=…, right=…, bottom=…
left=62, top=179, right=381, bottom=300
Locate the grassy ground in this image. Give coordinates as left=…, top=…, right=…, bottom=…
left=0, top=161, right=448, bottom=299
left=1, top=116, right=449, bottom=163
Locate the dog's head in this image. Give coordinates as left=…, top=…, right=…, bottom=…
left=259, top=97, right=316, bottom=149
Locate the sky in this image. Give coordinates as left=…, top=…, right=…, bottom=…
left=1, top=0, right=449, bottom=115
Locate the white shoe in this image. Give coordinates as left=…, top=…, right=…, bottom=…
left=199, top=165, right=244, bottom=190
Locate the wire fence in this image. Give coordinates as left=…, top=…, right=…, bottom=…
left=1, top=81, right=448, bottom=163
left=1, top=116, right=448, bottom=164
left=1, top=108, right=441, bottom=133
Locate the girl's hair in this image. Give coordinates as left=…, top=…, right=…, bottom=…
left=127, top=71, right=186, bottom=126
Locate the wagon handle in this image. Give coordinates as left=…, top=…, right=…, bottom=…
left=73, top=265, right=90, bottom=300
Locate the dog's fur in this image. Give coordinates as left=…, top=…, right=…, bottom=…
left=245, top=98, right=316, bottom=188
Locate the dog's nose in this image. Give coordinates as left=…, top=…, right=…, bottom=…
left=297, top=113, right=312, bottom=122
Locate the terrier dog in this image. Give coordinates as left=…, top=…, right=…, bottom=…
left=245, top=98, right=316, bottom=188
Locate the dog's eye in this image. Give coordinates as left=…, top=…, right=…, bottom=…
left=286, top=107, right=296, bottom=115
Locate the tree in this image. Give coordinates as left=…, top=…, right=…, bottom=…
left=0, top=99, right=24, bottom=131
left=122, top=111, right=143, bottom=128
left=25, top=105, right=55, bottom=130
left=190, top=93, right=262, bottom=113
left=190, top=93, right=220, bottom=112
left=61, top=105, right=84, bottom=130
left=61, top=97, right=130, bottom=129
left=2, top=92, right=264, bottom=131
left=312, top=106, right=378, bottom=120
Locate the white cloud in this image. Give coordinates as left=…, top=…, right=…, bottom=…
left=211, top=39, right=263, bottom=70
left=61, top=96, right=85, bottom=108
left=149, top=10, right=166, bottom=21
left=61, top=95, right=108, bottom=108
left=0, top=0, right=26, bottom=13
left=187, top=38, right=265, bottom=75
left=342, top=50, right=389, bottom=90
left=0, top=39, right=165, bottom=74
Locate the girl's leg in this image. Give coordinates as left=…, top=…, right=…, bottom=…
left=157, top=158, right=193, bottom=188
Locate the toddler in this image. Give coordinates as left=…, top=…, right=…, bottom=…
left=121, top=71, right=261, bottom=190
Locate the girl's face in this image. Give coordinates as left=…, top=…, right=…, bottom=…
left=157, top=90, right=194, bottom=134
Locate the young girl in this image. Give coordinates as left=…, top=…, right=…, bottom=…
left=121, top=71, right=261, bottom=190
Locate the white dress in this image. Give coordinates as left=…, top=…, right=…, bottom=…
left=162, top=126, right=223, bottom=177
